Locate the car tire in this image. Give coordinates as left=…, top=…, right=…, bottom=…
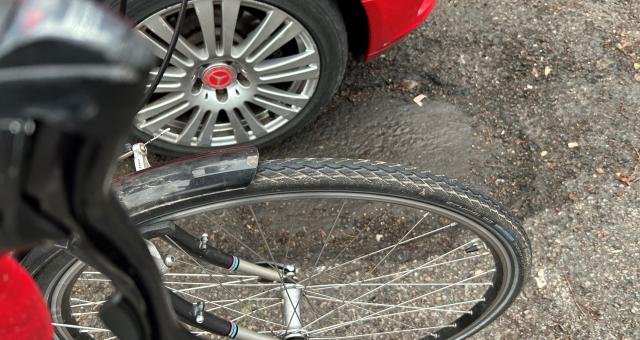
left=124, top=0, right=348, bottom=155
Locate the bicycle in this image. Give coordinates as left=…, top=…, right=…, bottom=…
left=0, top=0, right=531, bottom=339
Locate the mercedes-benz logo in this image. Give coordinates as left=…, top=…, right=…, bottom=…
left=202, top=65, right=237, bottom=90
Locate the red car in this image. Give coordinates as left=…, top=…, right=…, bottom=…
left=362, top=0, right=438, bottom=61
left=130, top=0, right=437, bottom=154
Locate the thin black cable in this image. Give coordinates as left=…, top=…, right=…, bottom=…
left=139, top=0, right=189, bottom=110
left=119, top=0, right=127, bottom=15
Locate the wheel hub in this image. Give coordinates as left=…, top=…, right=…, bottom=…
left=282, top=283, right=307, bottom=339
left=201, top=64, right=237, bottom=90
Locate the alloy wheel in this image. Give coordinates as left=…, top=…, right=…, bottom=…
left=135, top=0, right=320, bottom=148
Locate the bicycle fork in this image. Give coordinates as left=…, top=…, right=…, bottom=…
left=145, top=222, right=309, bottom=340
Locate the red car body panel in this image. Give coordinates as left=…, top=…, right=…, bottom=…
left=361, top=0, right=437, bottom=61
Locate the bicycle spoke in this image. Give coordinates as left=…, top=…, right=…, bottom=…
left=165, top=236, right=284, bottom=330
left=307, top=269, right=495, bottom=335
left=59, top=193, right=517, bottom=340
left=306, top=252, right=492, bottom=290
left=163, top=272, right=258, bottom=278
left=302, top=239, right=478, bottom=330
left=308, top=325, right=451, bottom=339
left=202, top=214, right=269, bottom=263
left=308, top=291, right=483, bottom=326
left=367, top=211, right=430, bottom=274
left=231, top=301, right=281, bottom=323
left=298, top=222, right=459, bottom=286
left=71, top=311, right=100, bottom=316
left=77, top=278, right=110, bottom=283
left=205, top=287, right=282, bottom=313
left=248, top=206, right=301, bottom=336
left=52, top=323, right=109, bottom=332
left=313, top=201, right=345, bottom=269
left=170, top=287, right=285, bottom=329
left=70, top=300, right=106, bottom=308
left=297, top=256, right=419, bottom=331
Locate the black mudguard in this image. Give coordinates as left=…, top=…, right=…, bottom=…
left=114, top=147, right=259, bottom=220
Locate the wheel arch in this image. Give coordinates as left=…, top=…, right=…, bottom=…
left=332, top=0, right=370, bottom=61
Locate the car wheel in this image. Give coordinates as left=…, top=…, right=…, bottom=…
left=126, top=0, right=348, bottom=154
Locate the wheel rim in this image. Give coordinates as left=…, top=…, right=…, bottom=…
left=135, top=0, right=320, bottom=148
left=49, top=193, right=518, bottom=340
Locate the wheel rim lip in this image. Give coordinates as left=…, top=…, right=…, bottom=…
left=134, top=0, right=321, bottom=149
left=49, top=191, right=519, bottom=340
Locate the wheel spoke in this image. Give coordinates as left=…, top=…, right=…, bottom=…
left=226, top=109, right=252, bottom=143
left=307, top=269, right=495, bottom=335
left=251, top=97, right=299, bottom=120
left=197, top=110, right=218, bottom=146
left=368, top=212, right=430, bottom=274
left=77, top=278, right=110, bottom=283
left=152, top=80, right=183, bottom=93
left=255, top=50, right=319, bottom=75
left=221, top=0, right=242, bottom=57
left=306, top=266, right=480, bottom=334
left=142, top=15, right=205, bottom=62
left=256, top=85, right=311, bottom=108
left=235, top=10, right=287, bottom=59
left=305, top=291, right=477, bottom=314
left=168, top=259, right=264, bottom=293
left=71, top=311, right=100, bottom=316
left=162, top=272, right=258, bottom=278
left=178, top=106, right=206, bottom=144
left=193, top=0, right=216, bottom=58
left=248, top=21, right=302, bottom=65
left=137, top=30, right=194, bottom=69
left=139, top=101, right=193, bottom=131
left=313, top=202, right=345, bottom=269
left=205, top=287, right=282, bottom=313
left=257, top=65, right=319, bottom=84
left=302, top=239, right=477, bottom=330
left=70, top=300, right=105, bottom=308
left=174, top=287, right=286, bottom=328
left=138, top=93, right=186, bottom=120
left=298, top=222, right=458, bottom=286
left=308, top=281, right=493, bottom=289
left=301, top=270, right=418, bottom=333
left=165, top=237, right=285, bottom=330
left=149, top=67, right=187, bottom=81
left=231, top=301, right=281, bottom=323
left=170, top=281, right=280, bottom=293
left=147, top=68, right=186, bottom=93
left=306, top=252, right=492, bottom=291
left=52, top=323, right=109, bottom=332
left=201, top=214, right=270, bottom=262
left=238, top=104, right=269, bottom=138
left=308, top=325, right=448, bottom=339
left=247, top=207, right=303, bottom=335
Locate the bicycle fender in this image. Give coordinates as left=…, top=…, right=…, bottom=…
left=114, top=147, right=259, bottom=218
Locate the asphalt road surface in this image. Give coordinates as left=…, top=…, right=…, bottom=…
left=131, top=0, right=639, bottom=338
left=261, top=0, right=640, bottom=338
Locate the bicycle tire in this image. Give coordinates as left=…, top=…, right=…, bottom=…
left=27, top=158, right=531, bottom=340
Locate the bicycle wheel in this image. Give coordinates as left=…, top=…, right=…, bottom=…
left=27, top=159, right=531, bottom=340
